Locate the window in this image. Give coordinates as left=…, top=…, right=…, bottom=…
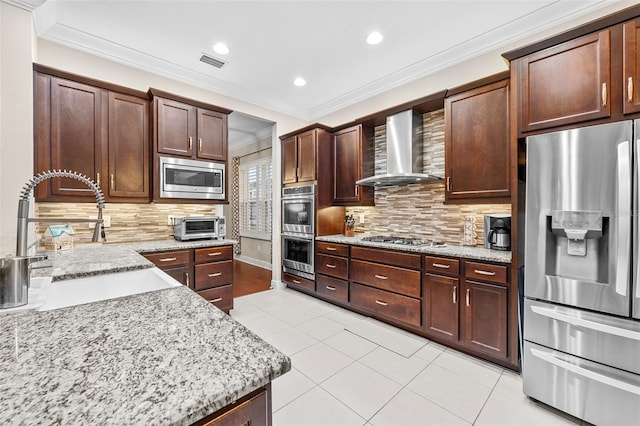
left=239, top=157, right=272, bottom=240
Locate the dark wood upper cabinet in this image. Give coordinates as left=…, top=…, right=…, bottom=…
left=34, top=69, right=150, bottom=202
left=197, top=108, right=227, bottom=161
left=515, top=29, right=612, bottom=133
left=48, top=77, right=103, bottom=198
left=156, top=97, right=196, bottom=157
left=332, top=124, right=374, bottom=206
left=281, top=129, right=316, bottom=184
left=624, top=18, right=640, bottom=114
left=445, top=78, right=510, bottom=202
left=107, top=92, right=149, bottom=198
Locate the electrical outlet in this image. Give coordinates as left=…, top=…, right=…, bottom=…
left=88, top=215, right=111, bottom=228
left=167, top=215, right=176, bottom=226
left=359, top=213, right=365, bottom=224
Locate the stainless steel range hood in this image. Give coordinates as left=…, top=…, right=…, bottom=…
left=356, top=110, right=443, bottom=187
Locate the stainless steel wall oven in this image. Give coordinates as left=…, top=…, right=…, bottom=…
left=282, top=185, right=315, bottom=279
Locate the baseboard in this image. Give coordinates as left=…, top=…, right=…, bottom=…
left=233, top=254, right=272, bottom=271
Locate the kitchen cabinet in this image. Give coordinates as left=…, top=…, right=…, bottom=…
left=282, top=272, right=315, bottom=294
left=282, top=128, right=328, bottom=185
left=34, top=68, right=150, bottom=203
left=314, top=241, right=349, bottom=304
left=142, top=244, right=234, bottom=313
left=444, top=78, right=510, bottom=202
left=332, top=125, right=374, bottom=206
left=153, top=91, right=228, bottom=162
left=624, top=19, right=640, bottom=114
left=193, top=386, right=271, bottom=426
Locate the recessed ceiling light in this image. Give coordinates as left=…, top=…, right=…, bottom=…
left=213, top=42, right=229, bottom=55
left=366, top=31, right=383, bottom=45
left=293, top=77, right=306, bottom=87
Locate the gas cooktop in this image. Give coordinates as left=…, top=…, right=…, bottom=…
left=361, top=236, right=445, bottom=247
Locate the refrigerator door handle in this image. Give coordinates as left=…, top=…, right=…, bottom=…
left=636, top=137, right=640, bottom=302
left=616, top=141, right=631, bottom=296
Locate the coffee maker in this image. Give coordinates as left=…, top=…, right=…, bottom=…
left=484, top=214, right=511, bottom=251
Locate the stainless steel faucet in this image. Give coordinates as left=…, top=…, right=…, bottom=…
left=0, top=170, right=106, bottom=309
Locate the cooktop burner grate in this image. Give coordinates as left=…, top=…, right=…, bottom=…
left=361, top=236, right=445, bottom=247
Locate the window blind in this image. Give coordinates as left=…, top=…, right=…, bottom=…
left=239, top=157, right=272, bottom=240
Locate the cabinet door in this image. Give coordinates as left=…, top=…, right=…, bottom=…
left=296, top=130, right=316, bottom=182
left=49, top=77, right=103, bottom=197
left=462, top=280, right=508, bottom=359
left=445, top=79, right=510, bottom=200
left=161, top=266, right=191, bottom=287
left=282, top=136, right=298, bottom=184
left=156, top=97, right=196, bottom=157
left=197, top=108, right=227, bottom=161
left=107, top=92, right=149, bottom=198
left=623, top=19, right=640, bottom=114
left=333, top=126, right=361, bottom=204
left=424, top=273, right=459, bottom=342
left=518, top=29, right=611, bottom=132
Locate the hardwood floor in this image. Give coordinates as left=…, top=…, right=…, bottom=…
left=233, top=260, right=272, bottom=297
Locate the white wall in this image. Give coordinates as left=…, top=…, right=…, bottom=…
left=0, top=3, right=36, bottom=256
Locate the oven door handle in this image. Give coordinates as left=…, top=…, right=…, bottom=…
left=282, top=233, right=314, bottom=242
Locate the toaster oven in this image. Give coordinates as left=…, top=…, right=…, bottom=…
left=173, top=216, right=226, bottom=241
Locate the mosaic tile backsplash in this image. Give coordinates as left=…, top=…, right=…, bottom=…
left=35, top=203, right=219, bottom=245
left=347, top=109, right=511, bottom=246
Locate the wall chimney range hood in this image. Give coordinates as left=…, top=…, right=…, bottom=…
left=356, top=110, right=443, bottom=187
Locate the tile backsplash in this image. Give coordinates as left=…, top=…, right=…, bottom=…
left=346, top=109, right=511, bottom=246
left=35, top=203, right=219, bottom=245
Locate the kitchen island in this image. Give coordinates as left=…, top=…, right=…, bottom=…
left=0, top=240, right=291, bottom=425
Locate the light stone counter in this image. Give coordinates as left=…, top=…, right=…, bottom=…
left=0, top=285, right=290, bottom=425
left=315, top=234, right=511, bottom=264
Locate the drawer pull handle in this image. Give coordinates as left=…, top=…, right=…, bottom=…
left=199, top=138, right=203, bottom=152
left=189, top=136, right=193, bottom=150
left=432, top=263, right=451, bottom=269
left=208, top=272, right=222, bottom=277
left=185, top=272, right=189, bottom=287
left=474, top=269, right=496, bottom=276
left=325, top=264, right=336, bottom=268
left=326, top=247, right=337, bottom=251
left=374, top=274, right=388, bottom=280
left=453, top=285, right=457, bottom=304
left=292, top=279, right=301, bottom=284
left=159, top=257, right=177, bottom=262
left=466, top=289, right=471, bottom=307
left=375, top=300, right=388, bottom=306
left=602, top=82, right=607, bottom=107
left=208, top=252, right=223, bottom=257
left=628, top=77, right=634, bottom=102
left=326, top=286, right=336, bottom=291
left=209, top=297, right=223, bottom=303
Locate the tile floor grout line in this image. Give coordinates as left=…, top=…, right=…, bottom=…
left=471, top=369, right=504, bottom=425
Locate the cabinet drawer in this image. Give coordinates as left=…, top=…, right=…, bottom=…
left=197, top=285, right=233, bottom=312
left=350, top=283, right=421, bottom=327
left=195, top=260, right=233, bottom=290
left=464, top=261, right=508, bottom=285
left=195, top=245, right=233, bottom=263
left=424, top=256, right=460, bottom=276
left=283, top=273, right=315, bottom=293
left=316, top=241, right=349, bottom=257
left=350, top=259, right=421, bottom=298
left=143, top=250, right=191, bottom=268
left=316, top=274, right=348, bottom=303
left=316, top=253, right=348, bottom=280
left=351, top=246, right=421, bottom=269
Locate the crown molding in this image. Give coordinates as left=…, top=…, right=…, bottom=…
left=1, top=0, right=46, bottom=12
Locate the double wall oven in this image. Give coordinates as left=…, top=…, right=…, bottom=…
left=282, top=185, right=315, bottom=280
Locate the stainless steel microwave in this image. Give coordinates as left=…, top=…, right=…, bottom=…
left=159, top=156, right=225, bottom=200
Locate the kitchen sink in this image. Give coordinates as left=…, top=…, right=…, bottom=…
left=38, top=267, right=181, bottom=311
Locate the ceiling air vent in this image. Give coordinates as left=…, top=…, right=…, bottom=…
left=199, top=53, right=226, bottom=69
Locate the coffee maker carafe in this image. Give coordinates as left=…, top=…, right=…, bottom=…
left=484, top=214, right=511, bottom=251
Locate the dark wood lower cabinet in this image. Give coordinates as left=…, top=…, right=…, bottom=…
left=192, top=385, right=271, bottom=426
left=282, top=272, right=315, bottom=294
left=424, top=273, right=459, bottom=342
left=350, top=282, right=421, bottom=328
left=316, top=274, right=348, bottom=304
left=161, top=266, right=191, bottom=286
left=462, top=280, right=508, bottom=358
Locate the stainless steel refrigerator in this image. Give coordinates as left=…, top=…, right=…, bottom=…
left=524, top=121, right=640, bottom=425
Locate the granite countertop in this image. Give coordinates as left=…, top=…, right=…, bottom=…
left=0, top=285, right=290, bottom=425
left=315, top=234, right=512, bottom=264
left=33, top=238, right=238, bottom=281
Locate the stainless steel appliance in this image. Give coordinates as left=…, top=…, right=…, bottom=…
left=524, top=121, right=640, bottom=425
left=282, top=233, right=314, bottom=280
left=483, top=214, right=511, bottom=250
left=159, top=156, right=225, bottom=200
left=282, top=185, right=315, bottom=234
left=173, top=216, right=226, bottom=241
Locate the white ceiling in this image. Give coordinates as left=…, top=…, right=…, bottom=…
left=21, top=1, right=628, bottom=123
